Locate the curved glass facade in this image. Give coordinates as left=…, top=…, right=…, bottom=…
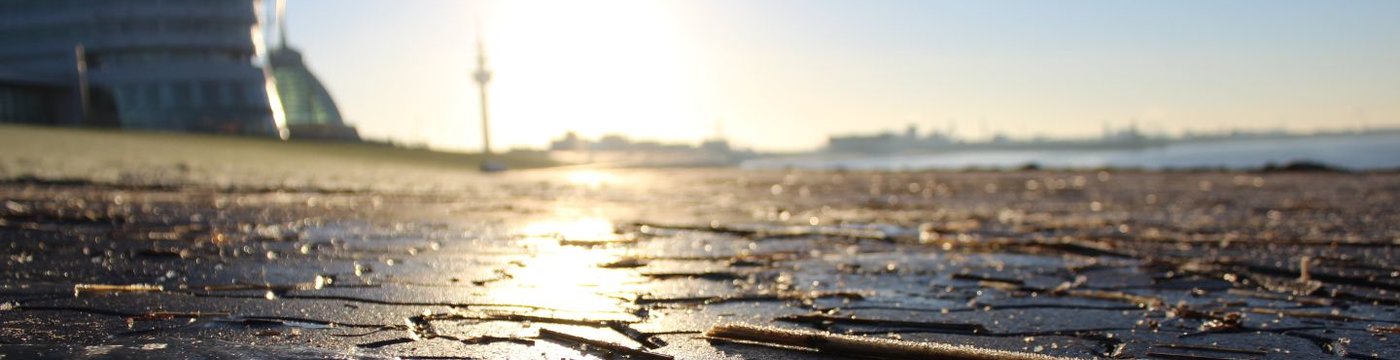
left=270, top=47, right=342, bottom=126
left=0, top=0, right=279, bottom=136
left=268, top=45, right=358, bottom=141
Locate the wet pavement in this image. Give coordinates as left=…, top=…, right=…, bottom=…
left=1, top=169, right=1398, bottom=359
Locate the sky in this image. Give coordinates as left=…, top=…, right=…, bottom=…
left=278, top=0, right=1400, bottom=152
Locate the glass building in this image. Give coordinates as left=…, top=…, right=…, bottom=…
left=0, top=0, right=279, bottom=136
left=268, top=44, right=358, bottom=141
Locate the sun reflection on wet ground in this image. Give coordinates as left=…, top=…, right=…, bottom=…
left=485, top=216, right=640, bottom=316
left=563, top=170, right=617, bottom=189
left=518, top=216, right=617, bottom=241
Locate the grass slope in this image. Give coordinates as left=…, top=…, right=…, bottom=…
left=0, top=124, right=557, bottom=189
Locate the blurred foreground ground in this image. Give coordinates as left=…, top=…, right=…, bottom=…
left=1, top=126, right=1398, bottom=359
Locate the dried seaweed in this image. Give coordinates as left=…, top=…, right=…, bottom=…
left=417, top=311, right=633, bottom=329
left=1151, top=343, right=1266, bottom=356
left=127, top=311, right=230, bottom=322
left=609, top=322, right=668, bottom=349
left=1056, top=289, right=1164, bottom=308
left=640, top=271, right=749, bottom=281
left=537, top=328, right=674, bottom=360
left=356, top=337, right=415, bottom=349
left=635, top=291, right=865, bottom=305
left=73, top=283, right=164, bottom=297
left=775, top=313, right=987, bottom=334
left=1141, top=351, right=1242, bottom=360
left=705, top=323, right=1083, bottom=360
left=1247, top=307, right=1391, bottom=323
left=632, top=222, right=890, bottom=241
left=1225, top=288, right=1333, bottom=306
left=1369, top=325, right=1400, bottom=335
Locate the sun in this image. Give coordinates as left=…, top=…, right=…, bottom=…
left=482, top=0, right=709, bottom=149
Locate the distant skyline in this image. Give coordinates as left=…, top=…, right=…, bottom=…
left=281, top=0, right=1400, bottom=152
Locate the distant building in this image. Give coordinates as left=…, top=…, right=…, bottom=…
left=268, top=1, right=358, bottom=141
left=0, top=0, right=278, bottom=135
left=0, top=67, right=61, bottom=124
left=699, top=138, right=731, bottom=153
left=546, top=132, right=750, bottom=166
left=549, top=131, right=587, bottom=151
left=827, top=124, right=957, bottom=154
left=0, top=0, right=279, bottom=134
left=554, top=132, right=737, bottom=153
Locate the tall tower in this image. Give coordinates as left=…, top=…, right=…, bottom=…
left=473, top=34, right=494, bottom=156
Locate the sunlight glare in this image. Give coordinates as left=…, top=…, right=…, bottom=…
left=564, top=170, right=615, bottom=189
left=519, top=216, right=616, bottom=240
left=484, top=0, right=708, bottom=148
left=486, top=216, right=639, bottom=315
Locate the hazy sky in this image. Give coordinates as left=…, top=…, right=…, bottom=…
left=281, top=0, right=1400, bottom=152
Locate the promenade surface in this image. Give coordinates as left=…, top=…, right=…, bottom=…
left=2, top=125, right=1398, bottom=359
left=2, top=166, right=1398, bottom=359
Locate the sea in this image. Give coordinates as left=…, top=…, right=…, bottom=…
left=743, top=133, right=1400, bottom=171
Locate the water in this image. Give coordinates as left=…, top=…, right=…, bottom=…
left=744, top=134, right=1400, bottom=171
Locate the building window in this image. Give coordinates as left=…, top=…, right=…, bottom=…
left=230, top=82, right=248, bottom=107
left=158, top=83, right=174, bottom=110
left=188, top=82, right=203, bottom=108
left=172, top=82, right=191, bottom=109
left=201, top=82, right=222, bottom=108
left=115, top=84, right=137, bottom=110
left=242, top=82, right=263, bottom=107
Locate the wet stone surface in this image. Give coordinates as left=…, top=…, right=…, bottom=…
left=1, top=169, right=1398, bottom=359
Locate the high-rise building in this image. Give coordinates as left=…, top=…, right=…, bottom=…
left=0, top=0, right=280, bottom=136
